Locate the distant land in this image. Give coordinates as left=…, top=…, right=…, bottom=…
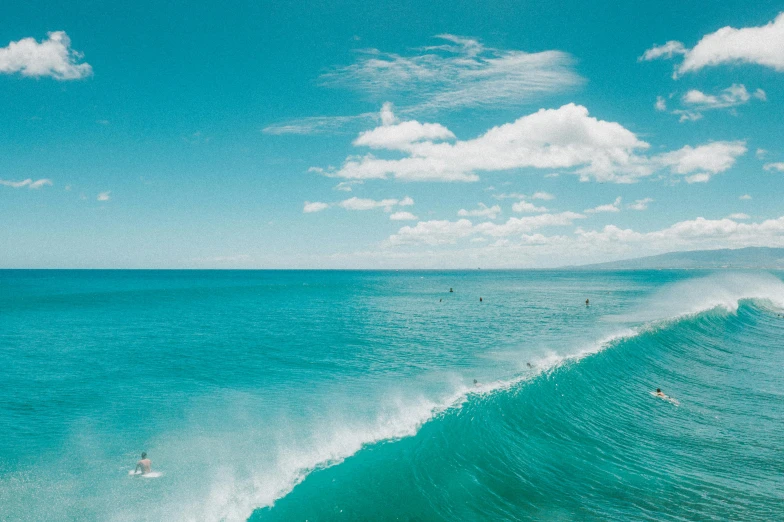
left=573, top=247, right=784, bottom=270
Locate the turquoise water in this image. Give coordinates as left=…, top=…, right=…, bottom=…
left=1, top=270, right=782, bottom=521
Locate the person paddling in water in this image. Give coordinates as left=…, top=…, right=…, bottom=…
left=653, top=388, right=679, bottom=405
left=135, top=452, right=151, bottom=475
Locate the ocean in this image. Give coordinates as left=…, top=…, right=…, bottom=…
left=1, top=269, right=782, bottom=521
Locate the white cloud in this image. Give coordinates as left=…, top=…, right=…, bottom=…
left=493, top=192, right=527, bottom=200
left=0, top=178, right=52, bottom=189
left=764, top=162, right=784, bottom=172
left=97, top=191, right=111, bottom=201
left=511, top=200, right=548, bottom=213
left=668, top=84, right=765, bottom=122
left=317, top=104, right=748, bottom=185
left=655, top=96, right=667, bottom=111
left=320, top=34, right=582, bottom=112
left=0, top=31, right=91, bottom=80
left=683, top=84, right=751, bottom=108
left=387, top=212, right=585, bottom=246
left=458, top=203, right=501, bottom=219
left=639, top=41, right=687, bottom=61
left=303, top=201, right=329, bottom=213
left=324, top=103, right=653, bottom=183
left=585, top=196, right=621, bottom=213
left=334, top=181, right=361, bottom=192
left=532, top=191, right=555, bottom=200
left=756, top=148, right=768, bottom=159
left=685, top=173, right=711, bottom=184
left=354, top=105, right=455, bottom=149
left=642, top=13, right=784, bottom=76
left=727, top=213, right=750, bottom=219
left=387, top=219, right=475, bottom=246
left=740, top=194, right=752, bottom=200
left=656, top=141, right=747, bottom=182
left=628, top=197, right=653, bottom=210
left=262, top=112, right=377, bottom=135
left=338, top=196, right=413, bottom=212
left=389, top=211, right=418, bottom=221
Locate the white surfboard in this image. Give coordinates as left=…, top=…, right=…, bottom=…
left=129, top=470, right=163, bottom=478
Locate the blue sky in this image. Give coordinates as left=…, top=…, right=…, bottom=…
left=2, top=0, right=784, bottom=268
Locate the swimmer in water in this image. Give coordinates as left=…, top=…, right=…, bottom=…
left=526, top=362, right=532, bottom=368
left=473, top=379, right=479, bottom=386
left=653, top=388, right=679, bottom=405
left=135, top=452, right=151, bottom=475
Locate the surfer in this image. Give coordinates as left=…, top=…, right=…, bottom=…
left=526, top=362, right=532, bottom=368
left=653, top=388, right=679, bottom=405
left=585, top=298, right=590, bottom=306
left=135, top=452, right=151, bottom=475
left=480, top=297, right=483, bottom=302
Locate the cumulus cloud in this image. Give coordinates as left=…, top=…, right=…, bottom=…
left=303, top=201, right=329, bottom=213
left=334, top=181, right=362, bottom=192
left=512, top=200, right=548, bottom=213
left=387, top=219, right=475, bottom=246
left=655, top=96, right=668, bottom=111
left=628, top=197, right=653, bottom=210
left=0, top=178, right=52, bottom=189
left=641, top=13, right=784, bottom=76
left=656, top=141, right=747, bottom=182
left=764, top=162, right=784, bottom=172
left=671, top=84, right=765, bottom=121
left=532, top=191, right=555, bottom=200
left=389, top=211, right=418, bottom=221
left=458, top=203, right=501, bottom=219
left=305, top=196, right=414, bottom=214
left=317, top=103, right=746, bottom=184
left=322, top=103, right=653, bottom=183
left=387, top=212, right=585, bottom=246
left=0, top=31, right=92, bottom=80
left=97, top=191, right=111, bottom=201
left=353, top=112, right=455, bottom=150
left=585, top=196, right=622, bottom=213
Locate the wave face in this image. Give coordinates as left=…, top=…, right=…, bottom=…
left=1, top=270, right=783, bottom=521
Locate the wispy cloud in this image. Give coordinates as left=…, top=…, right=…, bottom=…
left=266, top=35, right=582, bottom=134
left=97, top=191, right=111, bottom=201
left=320, top=34, right=582, bottom=112
left=0, top=178, right=52, bottom=189
left=304, top=196, right=414, bottom=213
left=0, top=31, right=91, bottom=80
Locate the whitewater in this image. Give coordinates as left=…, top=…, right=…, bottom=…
left=1, top=269, right=782, bottom=521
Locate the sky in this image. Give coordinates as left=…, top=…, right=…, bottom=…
left=2, top=0, right=784, bottom=268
